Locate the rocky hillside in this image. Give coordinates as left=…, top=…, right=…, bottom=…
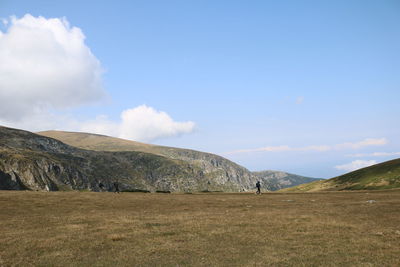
left=0, top=126, right=321, bottom=192
left=1, top=126, right=259, bottom=192
left=252, top=170, right=323, bottom=191
left=38, top=130, right=262, bottom=191
left=38, top=131, right=253, bottom=182
left=39, top=131, right=320, bottom=192
left=281, top=158, right=400, bottom=192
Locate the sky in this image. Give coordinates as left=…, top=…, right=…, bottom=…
left=0, top=0, right=399, bottom=178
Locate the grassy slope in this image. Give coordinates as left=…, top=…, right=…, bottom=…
left=37, top=131, right=252, bottom=172
left=282, top=158, right=400, bottom=192
left=38, top=130, right=206, bottom=157
left=253, top=170, right=323, bottom=191
left=1, top=190, right=399, bottom=266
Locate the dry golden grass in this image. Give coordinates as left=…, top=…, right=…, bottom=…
left=1, top=190, right=400, bottom=266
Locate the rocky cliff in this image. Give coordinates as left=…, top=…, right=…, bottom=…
left=1, top=126, right=259, bottom=192
left=1, top=126, right=322, bottom=192
left=38, top=130, right=259, bottom=191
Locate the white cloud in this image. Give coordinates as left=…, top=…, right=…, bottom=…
left=335, top=138, right=387, bottom=150
left=79, top=115, right=119, bottom=138
left=0, top=105, right=196, bottom=142
left=300, top=145, right=331, bottom=152
left=118, top=105, right=195, bottom=141
left=0, top=14, right=104, bottom=121
left=296, top=96, right=304, bottom=104
left=0, top=14, right=195, bottom=142
left=231, top=146, right=291, bottom=154
left=0, top=110, right=73, bottom=132
left=335, top=160, right=377, bottom=172
left=80, top=105, right=196, bottom=142
left=226, top=145, right=330, bottom=155
left=1, top=18, right=8, bottom=26
left=225, top=145, right=320, bottom=155
left=347, top=152, right=400, bottom=157
left=226, top=138, right=388, bottom=155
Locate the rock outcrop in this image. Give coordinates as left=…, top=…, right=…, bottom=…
left=1, top=126, right=322, bottom=192
left=0, top=126, right=259, bottom=192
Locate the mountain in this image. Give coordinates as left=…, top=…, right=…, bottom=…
left=281, top=158, right=400, bottom=192
left=252, top=170, right=323, bottom=191
left=0, top=126, right=322, bottom=192
left=0, top=126, right=258, bottom=192
left=38, top=130, right=321, bottom=191
left=37, top=130, right=262, bottom=190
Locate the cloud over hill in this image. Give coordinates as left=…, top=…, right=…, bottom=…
left=81, top=105, right=195, bottom=142
left=0, top=14, right=195, bottom=142
left=335, top=160, right=377, bottom=172
left=0, top=14, right=104, bottom=120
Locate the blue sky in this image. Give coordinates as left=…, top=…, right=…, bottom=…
left=0, top=0, right=399, bottom=178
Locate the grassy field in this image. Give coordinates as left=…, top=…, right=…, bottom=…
left=1, top=190, right=400, bottom=266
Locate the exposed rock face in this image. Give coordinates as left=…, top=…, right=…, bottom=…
left=253, top=170, right=323, bottom=191
left=1, top=126, right=323, bottom=192
left=161, top=149, right=256, bottom=191
left=0, top=126, right=259, bottom=192
left=38, top=130, right=259, bottom=191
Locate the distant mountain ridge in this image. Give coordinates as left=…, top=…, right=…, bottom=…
left=280, top=158, right=400, bottom=192
left=38, top=130, right=321, bottom=191
left=253, top=170, right=323, bottom=191
left=0, top=126, right=323, bottom=192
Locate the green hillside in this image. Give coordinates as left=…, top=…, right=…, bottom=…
left=252, top=170, right=323, bottom=191
left=281, top=158, right=400, bottom=192
left=38, top=130, right=223, bottom=160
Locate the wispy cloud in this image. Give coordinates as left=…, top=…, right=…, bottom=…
left=347, top=152, right=400, bottom=157
left=301, top=145, right=331, bottom=152
left=296, top=96, right=304, bottom=104
left=1, top=18, right=8, bottom=26
left=335, top=138, right=387, bottom=150
left=231, top=146, right=291, bottom=154
left=225, top=138, right=388, bottom=155
left=335, top=160, right=377, bottom=172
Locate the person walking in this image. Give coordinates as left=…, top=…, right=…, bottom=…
left=256, top=181, right=261, bottom=195
left=113, top=182, right=120, bottom=193
left=98, top=182, right=105, bottom=191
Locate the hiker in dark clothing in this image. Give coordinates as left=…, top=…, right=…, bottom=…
left=114, top=182, right=120, bottom=193
left=98, top=182, right=105, bottom=191
left=256, top=181, right=261, bottom=195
